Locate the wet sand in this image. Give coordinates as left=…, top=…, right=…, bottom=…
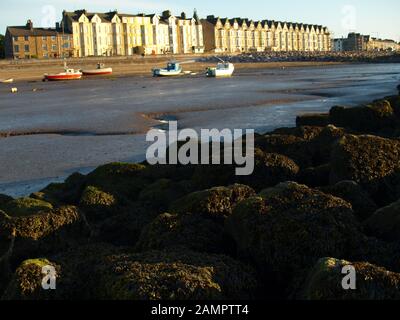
left=0, top=63, right=399, bottom=196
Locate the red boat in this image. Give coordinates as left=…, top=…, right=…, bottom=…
left=82, top=63, right=113, bottom=76
left=43, top=68, right=82, bottom=81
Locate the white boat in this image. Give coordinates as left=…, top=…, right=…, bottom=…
left=153, top=62, right=183, bottom=77
left=82, top=63, right=113, bottom=76
left=206, top=62, right=235, bottom=77
left=1, top=78, right=14, bottom=84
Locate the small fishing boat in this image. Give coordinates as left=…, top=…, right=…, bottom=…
left=82, top=63, right=113, bottom=76
left=1, top=78, right=14, bottom=84
left=44, top=68, right=82, bottom=81
left=153, top=62, right=183, bottom=77
left=206, top=62, right=235, bottom=78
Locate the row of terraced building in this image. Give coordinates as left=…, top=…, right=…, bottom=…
left=5, top=9, right=332, bottom=59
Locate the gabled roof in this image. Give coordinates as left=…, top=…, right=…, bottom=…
left=7, top=26, right=71, bottom=36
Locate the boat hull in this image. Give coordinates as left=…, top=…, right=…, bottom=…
left=82, top=68, right=113, bottom=76
left=153, top=69, right=182, bottom=77
left=1, top=78, right=14, bottom=84
left=45, top=74, right=82, bottom=81
left=207, top=68, right=235, bottom=77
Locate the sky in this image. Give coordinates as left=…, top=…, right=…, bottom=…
left=1, top=0, right=399, bottom=41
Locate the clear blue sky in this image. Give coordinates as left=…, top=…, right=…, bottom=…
left=1, top=0, right=399, bottom=41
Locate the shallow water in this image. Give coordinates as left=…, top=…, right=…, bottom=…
left=0, top=63, right=399, bottom=196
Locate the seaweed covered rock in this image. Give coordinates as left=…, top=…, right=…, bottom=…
left=330, top=134, right=400, bottom=206
left=170, top=184, right=255, bottom=220
left=0, top=197, right=53, bottom=217
left=94, top=249, right=258, bottom=300
left=192, top=150, right=299, bottom=191
left=302, top=258, right=400, bottom=300
left=255, top=134, right=312, bottom=168
left=0, top=194, right=13, bottom=207
left=135, top=213, right=228, bottom=254
left=329, top=100, right=397, bottom=133
left=319, top=181, right=378, bottom=221
left=311, top=125, right=346, bottom=165
left=93, top=203, right=159, bottom=246
left=2, top=244, right=120, bottom=300
left=86, top=163, right=148, bottom=201
left=364, top=199, right=400, bottom=242
left=297, top=164, right=331, bottom=188
left=272, top=126, right=324, bottom=141
left=79, top=186, right=118, bottom=222
left=31, top=172, right=86, bottom=206
left=0, top=206, right=91, bottom=266
left=138, top=179, right=194, bottom=211
left=296, top=113, right=330, bottom=127
left=225, top=182, right=364, bottom=295
left=2, top=258, right=60, bottom=300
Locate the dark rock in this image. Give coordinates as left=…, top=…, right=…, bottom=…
left=31, top=172, right=86, bottom=206
left=139, top=179, right=194, bottom=211
left=170, top=184, right=255, bottom=221
left=79, top=186, right=118, bottom=222
left=93, top=203, right=159, bottom=247
left=329, top=100, right=396, bottom=133
left=319, top=181, right=378, bottom=221
left=330, top=134, right=400, bottom=206
left=364, top=199, right=400, bottom=241
left=272, top=126, right=324, bottom=141
left=94, top=249, right=258, bottom=300
left=297, top=164, right=331, bottom=188
left=302, top=258, right=400, bottom=300
left=0, top=197, right=53, bottom=217
left=0, top=206, right=91, bottom=266
left=0, top=194, right=13, bottom=207
left=296, top=113, right=330, bottom=127
left=135, top=213, right=228, bottom=254
left=225, top=182, right=364, bottom=296
left=86, top=163, right=148, bottom=201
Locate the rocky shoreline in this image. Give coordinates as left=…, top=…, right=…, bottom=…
left=1, top=84, right=400, bottom=300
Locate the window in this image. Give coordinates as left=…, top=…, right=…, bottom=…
left=52, top=44, right=57, bottom=51
left=62, top=42, right=70, bottom=49
left=14, top=45, right=19, bottom=52
left=43, top=52, right=48, bottom=58
left=13, top=36, right=19, bottom=41
left=62, top=35, right=69, bottom=40
left=42, top=36, right=47, bottom=40
left=24, top=45, right=29, bottom=52
left=42, top=45, right=48, bottom=51
left=51, top=36, right=56, bottom=41
left=24, top=36, right=29, bottom=41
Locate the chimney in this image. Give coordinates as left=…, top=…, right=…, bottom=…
left=207, top=15, right=215, bottom=21
left=162, top=10, right=172, bottom=19
left=26, top=20, right=33, bottom=30
left=56, top=22, right=60, bottom=30
left=180, top=12, right=187, bottom=19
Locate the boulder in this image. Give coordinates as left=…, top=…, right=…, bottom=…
left=364, top=199, right=400, bottom=241
left=330, top=134, right=400, bottom=206
left=94, top=249, right=258, bottom=300
left=319, top=181, right=378, bottom=221
left=31, top=172, right=86, bottom=206
left=255, top=134, right=312, bottom=168
left=225, top=182, right=364, bottom=295
left=302, top=257, right=400, bottom=300
left=0, top=194, right=13, bottom=207
left=86, top=163, right=148, bottom=201
left=272, top=126, right=324, bottom=141
left=0, top=197, right=53, bottom=217
left=296, top=113, right=330, bottom=127
left=0, top=206, right=91, bottom=266
left=138, top=179, right=194, bottom=211
left=2, top=258, right=61, bottom=300
left=79, top=186, right=118, bottom=222
left=329, top=100, right=396, bottom=133
left=297, top=164, right=331, bottom=188
left=135, top=213, right=228, bottom=254
left=93, top=203, right=159, bottom=247
left=170, top=184, right=255, bottom=221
